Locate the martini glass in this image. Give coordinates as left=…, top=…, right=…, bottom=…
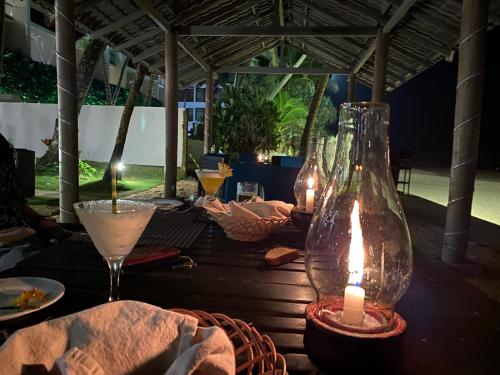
left=195, top=169, right=226, bottom=205
left=74, top=200, right=156, bottom=301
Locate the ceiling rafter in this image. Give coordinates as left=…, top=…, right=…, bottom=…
left=133, top=0, right=211, bottom=72
left=352, top=0, right=419, bottom=74
left=173, top=0, right=230, bottom=26
left=176, top=25, right=379, bottom=37
left=90, top=10, right=145, bottom=38
left=114, top=29, right=162, bottom=51
left=214, top=40, right=279, bottom=68
left=217, top=66, right=349, bottom=75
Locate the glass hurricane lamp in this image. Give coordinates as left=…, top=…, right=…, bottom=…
left=294, top=137, right=327, bottom=214
left=305, top=103, right=413, bottom=336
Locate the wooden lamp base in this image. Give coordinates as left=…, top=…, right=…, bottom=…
left=291, top=207, right=313, bottom=231
left=304, top=302, right=407, bottom=372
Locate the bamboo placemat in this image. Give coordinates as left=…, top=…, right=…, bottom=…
left=70, top=210, right=207, bottom=249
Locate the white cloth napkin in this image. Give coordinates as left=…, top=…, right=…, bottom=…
left=204, top=197, right=293, bottom=221
left=0, top=300, right=235, bottom=375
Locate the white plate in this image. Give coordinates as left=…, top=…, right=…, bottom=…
left=151, top=199, right=183, bottom=210
left=0, top=277, right=65, bottom=321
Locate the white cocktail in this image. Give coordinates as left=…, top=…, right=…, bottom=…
left=74, top=200, right=156, bottom=301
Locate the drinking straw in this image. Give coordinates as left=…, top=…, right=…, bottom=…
left=111, top=163, right=117, bottom=213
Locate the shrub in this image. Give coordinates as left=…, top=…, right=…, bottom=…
left=213, top=86, right=280, bottom=157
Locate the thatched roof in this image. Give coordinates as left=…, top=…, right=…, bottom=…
left=32, top=0, right=500, bottom=89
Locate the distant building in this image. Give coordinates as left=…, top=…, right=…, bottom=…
left=3, top=0, right=214, bottom=121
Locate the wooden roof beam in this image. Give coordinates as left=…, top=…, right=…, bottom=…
left=215, top=41, right=279, bottom=67
left=133, top=0, right=211, bottom=72
left=173, top=0, right=229, bottom=25
left=215, top=41, right=275, bottom=66
left=291, top=42, right=351, bottom=71
left=114, top=29, right=163, bottom=51
left=133, top=45, right=164, bottom=62
left=176, top=25, right=379, bottom=37
left=90, top=9, right=146, bottom=38
left=296, top=0, right=355, bottom=27
left=293, top=37, right=355, bottom=66
left=190, top=0, right=265, bottom=27
left=75, top=0, right=103, bottom=14
left=352, top=0, right=418, bottom=74
left=217, top=66, right=349, bottom=75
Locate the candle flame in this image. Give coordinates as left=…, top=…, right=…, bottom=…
left=348, top=200, right=364, bottom=285
left=308, top=177, right=314, bottom=189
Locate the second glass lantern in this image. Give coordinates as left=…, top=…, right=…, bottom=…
left=292, top=137, right=327, bottom=230
left=305, top=103, right=412, bottom=336
left=294, top=137, right=327, bottom=212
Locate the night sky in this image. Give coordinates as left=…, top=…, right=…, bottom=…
left=330, top=26, right=499, bottom=170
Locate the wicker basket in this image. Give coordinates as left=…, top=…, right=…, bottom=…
left=213, top=216, right=289, bottom=241
left=171, top=308, right=287, bottom=375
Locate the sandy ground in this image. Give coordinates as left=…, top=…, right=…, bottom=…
left=401, top=169, right=500, bottom=302
left=403, top=168, right=500, bottom=225
left=126, top=178, right=198, bottom=200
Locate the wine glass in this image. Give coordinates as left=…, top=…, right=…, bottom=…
left=74, top=200, right=156, bottom=301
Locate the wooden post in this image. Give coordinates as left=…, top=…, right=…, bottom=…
left=442, top=0, right=489, bottom=264
left=348, top=74, right=356, bottom=102
left=371, top=31, right=389, bottom=102
left=0, top=0, right=5, bottom=85
left=203, top=69, right=214, bottom=154
left=55, top=0, right=79, bottom=223
left=164, top=31, right=178, bottom=198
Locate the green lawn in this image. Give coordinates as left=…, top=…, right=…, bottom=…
left=33, top=161, right=167, bottom=215
left=36, top=161, right=165, bottom=193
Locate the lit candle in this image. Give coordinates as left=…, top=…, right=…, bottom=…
left=258, top=153, right=264, bottom=163
left=305, top=177, right=315, bottom=213
left=342, top=200, right=365, bottom=325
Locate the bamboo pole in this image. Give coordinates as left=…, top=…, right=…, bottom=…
left=348, top=74, right=356, bottom=102
left=203, top=69, right=214, bottom=154
left=442, top=0, right=489, bottom=264
left=55, top=0, right=79, bottom=223
left=164, top=31, right=178, bottom=198
left=372, top=31, right=389, bottom=102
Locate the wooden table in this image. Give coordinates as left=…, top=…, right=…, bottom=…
left=1, top=219, right=500, bottom=374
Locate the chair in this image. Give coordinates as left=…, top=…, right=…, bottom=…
left=390, top=151, right=412, bottom=195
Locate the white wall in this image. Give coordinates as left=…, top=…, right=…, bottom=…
left=30, top=23, right=56, bottom=66
left=0, top=103, right=185, bottom=167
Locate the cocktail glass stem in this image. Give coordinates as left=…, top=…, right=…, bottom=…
left=107, top=257, right=125, bottom=302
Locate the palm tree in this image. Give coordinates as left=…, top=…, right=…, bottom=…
left=38, top=38, right=105, bottom=166
left=102, top=64, right=147, bottom=181
left=274, top=92, right=308, bottom=155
